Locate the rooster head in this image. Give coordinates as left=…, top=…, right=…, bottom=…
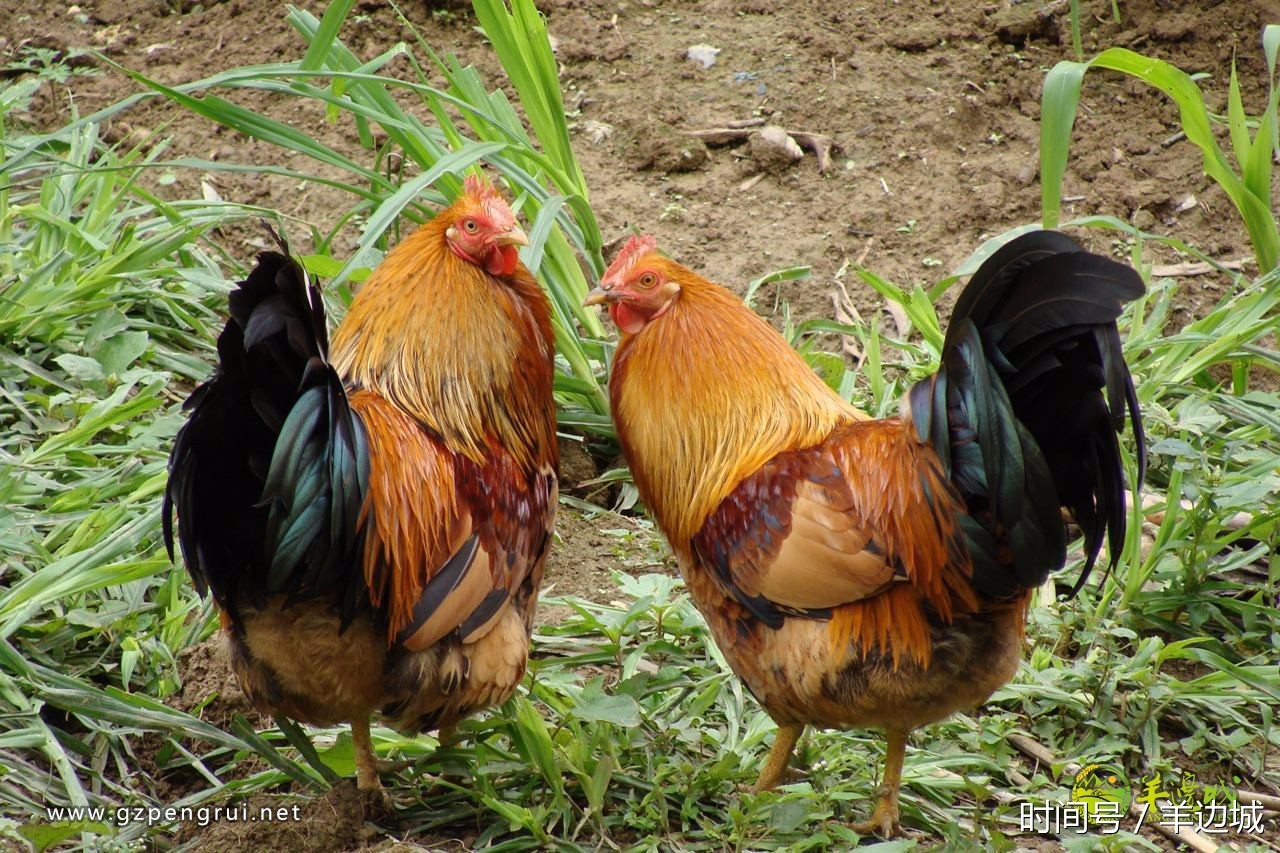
left=585, top=235, right=682, bottom=334
left=443, top=174, right=528, bottom=276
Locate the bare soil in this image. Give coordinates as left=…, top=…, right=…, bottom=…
left=7, top=0, right=1272, bottom=327
left=4, top=0, right=1274, bottom=847
left=173, top=781, right=391, bottom=852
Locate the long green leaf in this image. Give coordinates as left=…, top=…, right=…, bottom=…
left=1041, top=48, right=1279, bottom=272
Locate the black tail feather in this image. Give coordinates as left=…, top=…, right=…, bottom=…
left=163, top=230, right=370, bottom=624
left=911, top=230, right=1145, bottom=599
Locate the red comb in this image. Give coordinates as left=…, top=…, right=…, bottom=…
left=459, top=173, right=517, bottom=229
left=462, top=173, right=501, bottom=202
left=604, top=235, right=658, bottom=279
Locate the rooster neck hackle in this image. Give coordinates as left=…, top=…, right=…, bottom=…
left=611, top=269, right=861, bottom=544
left=330, top=217, right=556, bottom=469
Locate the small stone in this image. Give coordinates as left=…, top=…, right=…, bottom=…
left=749, top=125, right=804, bottom=173
left=581, top=120, right=613, bottom=145
left=686, top=44, right=720, bottom=69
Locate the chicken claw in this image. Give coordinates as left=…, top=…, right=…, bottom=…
left=850, top=785, right=902, bottom=838
left=851, top=728, right=906, bottom=839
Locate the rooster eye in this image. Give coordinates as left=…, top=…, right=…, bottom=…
left=463, top=219, right=479, bottom=233
left=638, top=273, right=658, bottom=288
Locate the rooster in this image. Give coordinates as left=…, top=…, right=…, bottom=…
left=164, top=175, right=558, bottom=794
left=586, top=231, right=1144, bottom=836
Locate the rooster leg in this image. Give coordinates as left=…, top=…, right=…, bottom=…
left=351, top=715, right=382, bottom=792
left=852, top=728, right=906, bottom=838
left=751, top=722, right=804, bottom=793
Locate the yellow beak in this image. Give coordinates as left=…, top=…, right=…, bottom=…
left=496, top=224, right=529, bottom=248
left=583, top=286, right=617, bottom=307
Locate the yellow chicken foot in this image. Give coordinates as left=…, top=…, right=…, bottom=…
left=851, top=728, right=906, bottom=838
left=751, top=722, right=805, bottom=793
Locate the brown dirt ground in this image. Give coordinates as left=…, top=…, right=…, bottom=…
left=6, top=0, right=1272, bottom=324
left=4, top=0, right=1275, bottom=848
left=172, top=781, right=392, bottom=851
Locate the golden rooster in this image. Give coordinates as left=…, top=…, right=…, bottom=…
left=164, top=175, right=558, bottom=794
left=586, top=231, right=1144, bottom=836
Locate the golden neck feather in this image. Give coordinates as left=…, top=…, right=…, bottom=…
left=330, top=219, right=556, bottom=468
left=611, top=275, right=859, bottom=544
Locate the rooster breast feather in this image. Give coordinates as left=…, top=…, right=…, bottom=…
left=164, top=249, right=555, bottom=652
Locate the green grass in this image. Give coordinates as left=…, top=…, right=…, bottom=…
left=4, top=0, right=614, bottom=439
left=1040, top=25, right=1280, bottom=274
left=1, top=1, right=1277, bottom=850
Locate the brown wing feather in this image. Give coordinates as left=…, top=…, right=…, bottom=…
left=693, top=419, right=979, bottom=667
left=349, top=391, right=556, bottom=651
left=824, top=420, right=976, bottom=620
left=451, top=449, right=557, bottom=643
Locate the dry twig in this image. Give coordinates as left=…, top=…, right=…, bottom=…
left=1150, top=259, right=1247, bottom=277
left=830, top=279, right=865, bottom=366
left=1128, top=491, right=1256, bottom=532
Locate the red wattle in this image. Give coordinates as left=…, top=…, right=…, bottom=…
left=487, top=244, right=520, bottom=276
left=611, top=302, right=648, bottom=335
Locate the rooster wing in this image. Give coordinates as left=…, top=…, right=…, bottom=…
left=692, top=421, right=975, bottom=644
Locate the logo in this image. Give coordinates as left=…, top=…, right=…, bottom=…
left=1019, top=760, right=1271, bottom=837
left=1070, top=763, right=1132, bottom=824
